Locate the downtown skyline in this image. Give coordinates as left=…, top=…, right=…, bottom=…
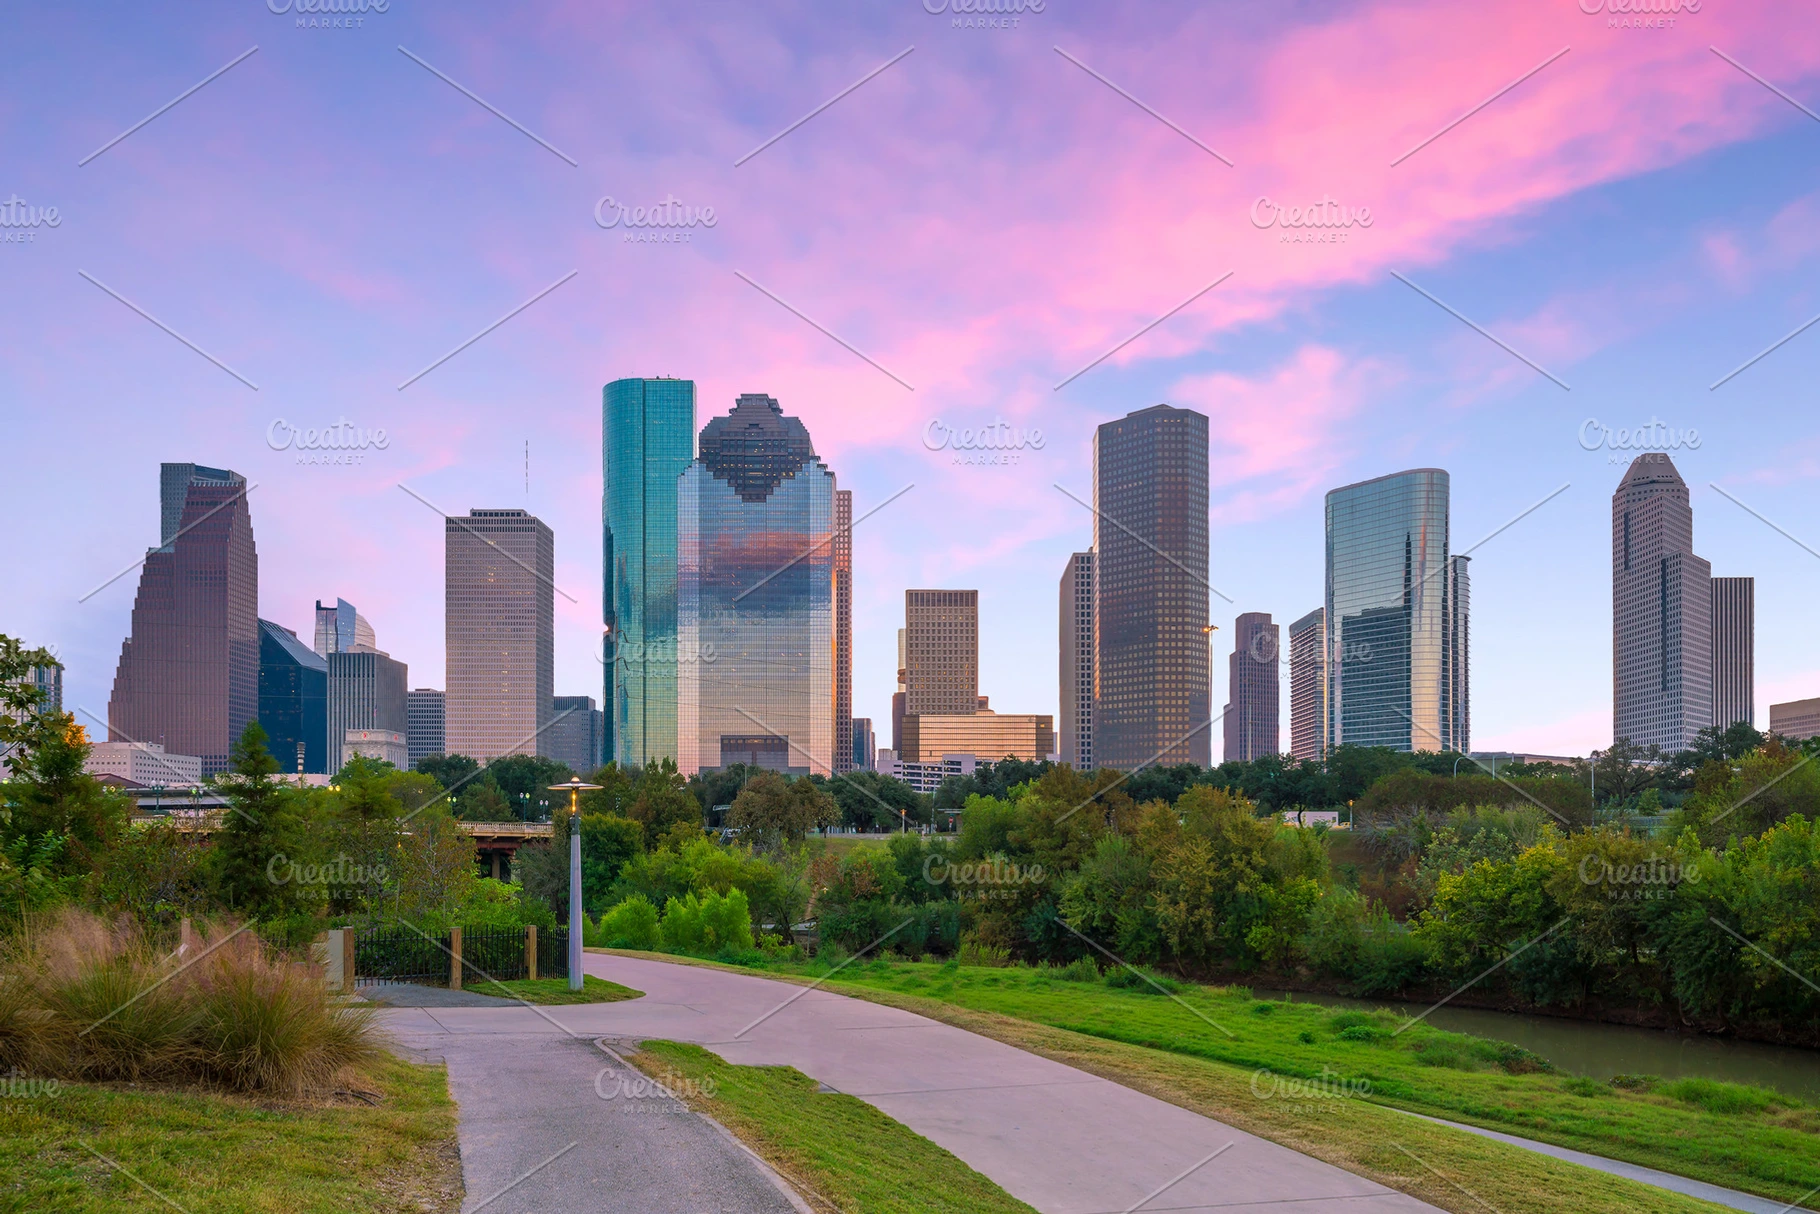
left=6, top=1, right=1820, bottom=759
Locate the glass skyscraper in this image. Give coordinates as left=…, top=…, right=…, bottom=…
left=677, top=394, right=836, bottom=776
left=603, top=377, right=697, bottom=768
left=1324, top=468, right=1465, bottom=754
left=257, top=619, right=327, bottom=774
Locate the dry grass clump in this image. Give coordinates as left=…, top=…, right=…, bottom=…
left=0, top=908, right=380, bottom=1095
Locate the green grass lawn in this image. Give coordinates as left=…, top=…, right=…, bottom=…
left=0, top=1054, right=459, bottom=1213
left=467, top=975, right=642, bottom=1005
left=753, top=958, right=1820, bottom=1209
left=628, top=1040, right=1036, bottom=1214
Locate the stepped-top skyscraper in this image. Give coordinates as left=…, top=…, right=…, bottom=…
left=603, top=377, right=696, bottom=768
left=1223, top=612, right=1279, bottom=762
left=1324, top=468, right=1465, bottom=754
left=677, top=393, right=837, bottom=776
left=1612, top=454, right=1712, bottom=751
left=1092, top=405, right=1210, bottom=769
left=109, top=463, right=259, bottom=776
left=446, top=508, right=554, bottom=762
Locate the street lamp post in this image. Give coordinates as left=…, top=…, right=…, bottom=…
left=549, top=778, right=602, bottom=991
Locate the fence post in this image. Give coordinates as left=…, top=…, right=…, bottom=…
left=526, top=924, right=538, bottom=981
left=449, top=927, right=463, bottom=991
left=344, top=928, right=357, bottom=990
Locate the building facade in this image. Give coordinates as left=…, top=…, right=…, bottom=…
left=109, top=463, right=259, bottom=776
left=327, top=649, right=408, bottom=772
left=1093, top=405, right=1211, bottom=769
left=900, top=710, right=1054, bottom=763
left=313, top=598, right=373, bottom=657
left=1223, top=612, right=1279, bottom=762
left=677, top=394, right=836, bottom=776
left=834, top=489, right=854, bottom=773
left=85, top=741, right=203, bottom=788
left=344, top=729, right=408, bottom=768
left=257, top=619, right=327, bottom=774
left=1770, top=697, right=1820, bottom=742
left=904, top=589, right=979, bottom=715
left=1612, top=455, right=1712, bottom=752
left=406, top=689, right=445, bottom=768
left=548, top=694, right=604, bottom=775
left=446, top=508, right=555, bottom=762
left=851, top=717, right=875, bottom=771
left=1324, top=468, right=1464, bottom=754
left=603, top=377, right=697, bottom=768
left=1711, top=576, right=1755, bottom=730
left=1058, top=551, right=1094, bottom=771
left=1287, top=607, right=1325, bottom=762
left=1449, top=555, right=1471, bottom=755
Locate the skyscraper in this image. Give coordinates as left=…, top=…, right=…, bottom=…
left=834, top=489, right=854, bottom=773
left=603, top=377, right=696, bottom=768
left=1612, top=455, right=1712, bottom=752
left=1092, top=405, right=1211, bottom=770
left=1223, top=612, right=1279, bottom=762
left=327, top=648, right=408, bottom=773
left=1288, top=608, right=1325, bottom=762
left=258, top=619, right=327, bottom=774
left=446, top=508, right=555, bottom=762
left=548, top=695, right=603, bottom=775
left=1711, top=577, right=1754, bottom=730
left=904, top=590, right=978, bottom=715
left=406, top=689, right=445, bottom=767
left=109, top=464, right=259, bottom=776
left=677, top=393, right=837, bottom=776
left=1324, top=468, right=1463, bottom=754
left=313, top=598, right=373, bottom=657
left=851, top=717, right=875, bottom=771
left=1449, top=555, right=1471, bottom=755
left=1058, top=551, right=1094, bottom=771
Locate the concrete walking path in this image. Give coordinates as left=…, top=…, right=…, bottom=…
left=382, top=952, right=1443, bottom=1214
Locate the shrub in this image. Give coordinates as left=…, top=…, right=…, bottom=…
left=956, top=935, right=1011, bottom=967
left=594, top=895, right=660, bottom=950
left=1055, top=956, right=1099, bottom=983
left=1659, top=1077, right=1779, bottom=1115
left=1103, top=965, right=1185, bottom=994
left=658, top=889, right=753, bottom=957
left=1296, top=1030, right=1316, bottom=1045
left=1338, top=1024, right=1385, bottom=1043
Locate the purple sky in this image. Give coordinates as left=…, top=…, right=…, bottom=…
left=5, top=0, right=1820, bottom=759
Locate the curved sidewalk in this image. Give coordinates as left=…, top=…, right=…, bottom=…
left=381, top=953, right=1442, bottom=1214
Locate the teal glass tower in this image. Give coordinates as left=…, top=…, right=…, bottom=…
left=1323, top=468, right=1464, bottom=753
left=604, top=377, right=697, bottom=768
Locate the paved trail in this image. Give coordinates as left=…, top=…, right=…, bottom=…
left=382, top=953, right=1443, bottom=1214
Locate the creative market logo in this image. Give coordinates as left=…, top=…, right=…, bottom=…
left=1578, top=416, right=1700, bottom=464
left=267, top=417, right=391, bottom=467
left=1579, top=0, right=1698, bottom=30
left=594, top=195, right=718, bottom=245
left=267, top=0, right=388, bottom=29
left=1, top=195, right=61, bottom=245
left=923, top=0, right=1044, bottom=30
left=1251, top=196, right=1373, bottom=245
left=923, top=418, right=1045, bottom=468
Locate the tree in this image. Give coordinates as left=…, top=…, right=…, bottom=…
left=627, top=758, right=702, bottom=845
left=415, top=753, right=479, bottom=790
left=728, top=771, right=836, bottom=848
left=0, top=634, right=60, bottom=778
left=390, top=805, right=478, bottom=927
left=211, top=721, right=302, bottom=917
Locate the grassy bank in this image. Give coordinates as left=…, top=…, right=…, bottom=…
left=627, top=1040, right=1036, bottom=1214
left=468, top=975, right=643, bottom=1005
left=0, top=1054, right=460, bottom=1213
left=598, top=949, right=1816, bottom=1213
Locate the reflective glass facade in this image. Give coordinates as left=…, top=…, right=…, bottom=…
left=604, top=377, right=696, bottom=768
left=677, top=395, right=834, bottom=776
left=258, top=619, right=327, bottom=774
left=1324, top=469, right=1461, bottom=753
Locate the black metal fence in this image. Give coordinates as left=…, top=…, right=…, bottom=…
left=352, top=925, right=569, bottom=987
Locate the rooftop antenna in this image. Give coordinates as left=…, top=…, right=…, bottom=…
left=524, top=440, right=529, bottom=496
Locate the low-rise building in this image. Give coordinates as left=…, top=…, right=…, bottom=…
left=899, top=710, right=1053, bottom=764
left=344, top=729, right=408, bottom=769
left=1770, top=697, right=1820, bottom=742
left=85, top=741, right=203, bottom=788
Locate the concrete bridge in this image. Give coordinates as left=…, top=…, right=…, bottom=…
left=129, top=809, right=552, bottom=880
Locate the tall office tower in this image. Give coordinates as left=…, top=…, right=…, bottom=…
left=313, top=598, right=374, bottom=657
left=1324, top=469, right=1463, bottom=754
left=1612, top=455, right=1713, bottom=751
left=904, top=590, right=979, bottom=714
left=109, top=464, right=259, bottom=776
left=677, top=394, right=837, bottom=776
left=1287, top=608, right=1325, bottom=762
left=548, top=695, right=603, bottom=774
left=406, top=689, right=445, bottom=767
left=257, top=620, right=327, bottom=774
left=833, top=489, right=854, bottom=773
left=446, top=508, right=555, bottom=762
left=603, top=377, right=696, bottom=768
left=1449, top=555, right=1471, bottom=755
left=1770, top=697, right=1820, bottom=741
left=1093, top=405, right=1211, bottom=769
left=851, top=717, right=875, bottom=771
left=1058, top=551, right=1094, bottom=771
left=1223, top=612, right=1280, bottom=762
left=1711, top=576, right=1755, bottom=730
left=30, top=664, right=62, bottom=716
left=891, top=628, right=907, bottom=754
left=326, top=647, right=408, bottom=773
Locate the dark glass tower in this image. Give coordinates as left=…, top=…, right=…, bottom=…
left=604, top=377, right=697, bottom=768
left=1092, top=405, right=1211, bottom=770
left=258, top=619, right=327, bottom=774
left=109, top=464, right=259, bottom=776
